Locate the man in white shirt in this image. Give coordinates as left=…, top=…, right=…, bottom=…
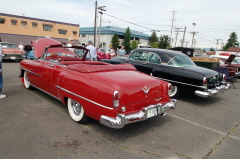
left=67, top=37, right=74, bottom=52
left=0, top=43, right=6, bottom=98
left=86, top=40, right=97, bottom=61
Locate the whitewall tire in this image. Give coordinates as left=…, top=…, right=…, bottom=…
left=24, top=71, right=34, bottom=90
left=67, top=98, right=89, bottom=123
left=169, top=84, right=180, bottom=98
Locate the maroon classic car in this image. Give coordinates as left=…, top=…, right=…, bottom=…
left=0, top=42, right=25, bottom=61
left=209, top=55, right=240, bottom=78
left=96, top=48, right=111, bottom=60
left=19, top=38, right=177, bottom=128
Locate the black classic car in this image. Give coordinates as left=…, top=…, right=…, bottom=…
left=101, top=48, right=229, bottom=98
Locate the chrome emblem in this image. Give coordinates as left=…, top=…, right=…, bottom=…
left=155, top=98, right=162, bottom=102
left=141, top=86, right=150, bottom=95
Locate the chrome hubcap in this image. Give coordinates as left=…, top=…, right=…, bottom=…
left=71, top=100, right=82, bottom=116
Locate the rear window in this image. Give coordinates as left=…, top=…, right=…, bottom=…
left=168, top=56, right=196, bottom=66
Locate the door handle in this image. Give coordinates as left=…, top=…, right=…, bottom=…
left=49, top=64, right=54, bottom=67
left=143, top=63, right=146, bottom=65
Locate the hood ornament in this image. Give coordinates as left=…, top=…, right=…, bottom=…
left=141, top=86, right=150, bottom=95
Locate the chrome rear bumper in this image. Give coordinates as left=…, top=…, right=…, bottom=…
left=100, top=99, right=177, bottom=129
left=195, top=84, right=229, bottom=98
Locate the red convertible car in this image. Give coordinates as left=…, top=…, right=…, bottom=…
left=19, top=38, right=177, bottom=128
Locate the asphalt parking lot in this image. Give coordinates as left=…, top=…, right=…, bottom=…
left=0, top=61, right=239, bottom=159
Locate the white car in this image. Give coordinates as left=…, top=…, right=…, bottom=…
left=209, top=55, right=240, bottom=65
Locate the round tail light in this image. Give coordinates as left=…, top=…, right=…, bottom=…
left=203, top=77, right=207, bottom=88
left=113, top=91, right=119, bottom=107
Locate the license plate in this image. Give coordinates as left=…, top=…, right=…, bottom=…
left=147, top=108, right=157, bottom=118
left=11, top=57, right=16, bottom=59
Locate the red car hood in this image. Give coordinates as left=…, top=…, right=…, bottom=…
left=90, top=71, right=166, bottom=105
left=2, top=48, right=22, bottom=54
left=32, top=38, right=75, bottom=58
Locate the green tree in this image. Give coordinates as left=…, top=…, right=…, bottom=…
left=122, top=27, right=132, bottom=53
left=150, top=42, right=159, bottom=48
left=223, top=32, right=238, bottom=51
left=111, top=33, right=120, bottom=50
left=158, top=35, right=170, bottom=49
left=130, top=40, right=140, bottom=50
left=210, top=47, right=215, bottom=51
left=149, top=31, right=158, bottom=43
left=202, top=48, right=206, bottom=52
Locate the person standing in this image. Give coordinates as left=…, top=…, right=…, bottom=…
left=86, top=40, right=97, bottom=61
left=117, top=46, right=126, bottom=57
left=0, top=43, right=6, bottom=98
left=23, top=44, right=33, bottom=59
left=18, top=43, right=24, bottom=50
left=67, top=37, right=74, bottom=52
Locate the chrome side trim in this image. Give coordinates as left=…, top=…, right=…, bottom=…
left=153, top=76, right=205, bottom=88
left=20, top=67, right=42, bottom=77
left=56, top=86, right=114, bottom=110
left=30, top=84, right=61, bottom=101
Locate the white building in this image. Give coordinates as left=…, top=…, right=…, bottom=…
left=79, top=26, right=150, bottom=50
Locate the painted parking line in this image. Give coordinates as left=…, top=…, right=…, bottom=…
left=168, top=113, right=240, bottom=141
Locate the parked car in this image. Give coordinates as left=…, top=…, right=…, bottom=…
left=19, top=38, right=177, bottom=129
left=96, top=48, right=111, bottom=60
left=101, top=48, right=229, bottom=98
left=219, top=52, right=240, bottom=60
left=190, top=56, right=238, bottom=78
left=209, top=54, right=240, bottom=78
left=0, top=42, right=25, bottom=61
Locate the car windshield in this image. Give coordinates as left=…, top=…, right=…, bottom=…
left=233, top=59, right=240, bottom=64
left=168, top=56, right=196, bottom=66
left=1, top=43, right=17, bottom=48
left=42, top=47, right=82, bottom=60
left=98, top=48, right=105, bottom=52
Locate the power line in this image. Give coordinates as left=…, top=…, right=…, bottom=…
left=103, top=12, right=161, bottom=32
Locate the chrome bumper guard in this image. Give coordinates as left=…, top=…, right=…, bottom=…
left=195, top=84, right=229, bottom=98
left=235, top=72, right=240, bottom=77
left=100, top=99, right=177, bottom=129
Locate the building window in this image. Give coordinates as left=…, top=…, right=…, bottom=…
left=32, top=22, right=37, bottom=28
left=58, top=29, right=67, bottom=34
left=73, top=31, right=77, bottom=36
left=43, top=24, right=53, bottom=31
left=11, top=19, right=17, bottom=25
left=0, top=18, right=5, bottom=24
left=21, top=21, right=27, bottom=26
left=82, top=34, right=85, bottom=37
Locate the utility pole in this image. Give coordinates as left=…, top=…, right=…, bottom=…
left=174, top=27, right=182, bottom=47
left=185, top=41, right=189, bottom=47
left=97, top=6, right=106, bottom=48
left=181, top=26, right=186, bottom=47
left=93, top=1, right=98, bottom=47
left=215, top=39, right=221, bottom=51
left=190, top=31, right=198, bottom=48
left=194, top=40, right=197, bottom=48
left=21, top=13, right=26, bottom=16
left=220, top=39, right=224, bottom=50
left=170, top=10, right=176, bottom=46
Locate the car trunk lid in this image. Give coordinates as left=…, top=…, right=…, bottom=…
left=90, top=70, right=164, bottom=105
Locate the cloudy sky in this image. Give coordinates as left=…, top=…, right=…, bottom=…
left=1, top=0, right=240, bottom=49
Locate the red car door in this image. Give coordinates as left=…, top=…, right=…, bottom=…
left=31, top=59, right=54, bottom=94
